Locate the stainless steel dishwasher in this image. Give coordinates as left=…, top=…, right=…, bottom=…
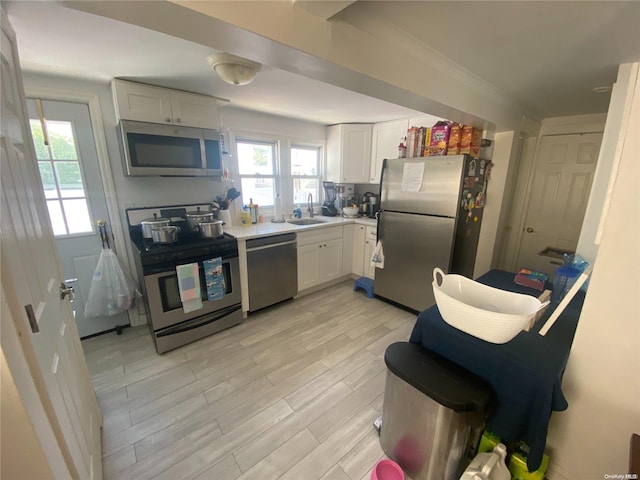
left=246, top=232, right=298, bottom=312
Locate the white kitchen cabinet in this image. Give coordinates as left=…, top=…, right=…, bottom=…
left=112, top=79, right=221, bottom=129
left=297, top=226, right=343, bottom=291
left=326, top=124, right=373, bottom=183
left=318, top=238, right=343, bottom=280
left=297, top=243, right=321, bottom=290
left=352, top=224, right=377, bottom=280
left=364, top=226, right=377, bottom=279
left=342, top=224, right=354, bottom=275
left=369, top=119, right=409, bottom=184
left=352, top=224, right=366, bottom=276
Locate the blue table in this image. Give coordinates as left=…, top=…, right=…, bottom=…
left=409, top=269, right=584, bottom=472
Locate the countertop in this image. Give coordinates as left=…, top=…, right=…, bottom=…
left=224, top=215, right=377, bottom=240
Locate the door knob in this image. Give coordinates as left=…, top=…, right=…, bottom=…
left=526, top=227, right=534, bottom=233
left=59, top=281, right=75, bottom=302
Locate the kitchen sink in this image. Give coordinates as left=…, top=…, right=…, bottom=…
left=287, top=218, right=327, bottom=225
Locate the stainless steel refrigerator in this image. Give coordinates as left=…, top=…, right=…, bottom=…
left=375, top=155, right=489, bottom=312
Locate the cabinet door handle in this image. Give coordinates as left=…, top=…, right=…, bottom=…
left=175, top=118, right=181, bottom=123
left=165, top=117, right=171, bottom=123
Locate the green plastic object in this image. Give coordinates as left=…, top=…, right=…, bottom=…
left=508, top=441, right=550, bottom=480
left=478, top=430, right=501, bottom=453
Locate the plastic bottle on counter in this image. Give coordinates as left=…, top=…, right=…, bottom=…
left=249, top=198, right=258, bottom=224
left=240, top=206, right=252, bottom=226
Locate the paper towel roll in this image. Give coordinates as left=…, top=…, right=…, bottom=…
left=218, top=209, right=232, bottom=228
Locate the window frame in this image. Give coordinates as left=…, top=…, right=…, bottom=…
left=234, top=135, right=279, bottom=215
left=230, top=131, right=325, bottom=219
left=289, top=142, right=323, bottom=209
left=28, top=116, right=95, bottom=238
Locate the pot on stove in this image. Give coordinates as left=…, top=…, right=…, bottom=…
left=151, top=225, right=181, bottom=244
left=140, top=213, right=170, bottom=239
left=199, top=220, right=224, bottom=238
left=185, top=207, right=215, bottom=232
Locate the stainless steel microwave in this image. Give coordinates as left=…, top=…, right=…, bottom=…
left=117, top=120, right=222, bottom=177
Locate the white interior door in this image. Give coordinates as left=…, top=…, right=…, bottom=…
left=25, top=98, right=130, bottom=338
left=1, top=14, right=102, bottom=480
left=516, top=133, right=602, bottom=275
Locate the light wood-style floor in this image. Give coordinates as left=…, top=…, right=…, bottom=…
left=82, top=280, right=417, bottom=480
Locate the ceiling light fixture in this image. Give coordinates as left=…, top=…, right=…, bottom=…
left=207, top=53, right=262, bottom=86
left=592, top=86, right=612, bottom=94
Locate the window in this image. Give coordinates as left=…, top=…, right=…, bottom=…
left=291, top=145, right=321, bottom=206
left=232, top=135, right=324, bottom=217
left=236, top=139, right=277, bottom=208
left=29, top=118, right=93, bottom=236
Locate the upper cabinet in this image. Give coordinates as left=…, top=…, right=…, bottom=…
left=112, top=79, right=221, bottom=129
left=369, top=119, right=409, bottom=184
left=326, top=124, right=373, bottom=183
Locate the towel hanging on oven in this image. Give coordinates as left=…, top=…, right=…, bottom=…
left=176, top=262, right=203, bottom=313
left=204, top=257, right=225, bottom=301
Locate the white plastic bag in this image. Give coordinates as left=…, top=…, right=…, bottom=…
left=84, top=249, right=140, bottom=318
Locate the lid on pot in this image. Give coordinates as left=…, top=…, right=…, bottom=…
left=185, top=206, right=214, bottom=218
left=141, top=213, right=170, bottom=225
left=151, top=225, right=179, bottom=232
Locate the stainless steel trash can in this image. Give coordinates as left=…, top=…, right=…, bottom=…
left=380, top=342, right=493, bottom=480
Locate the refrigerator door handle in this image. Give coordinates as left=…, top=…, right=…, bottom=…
left=379, top=158, right=387, bottom=196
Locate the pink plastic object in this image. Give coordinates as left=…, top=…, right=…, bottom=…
left=371, top=459, right=404, bottom=480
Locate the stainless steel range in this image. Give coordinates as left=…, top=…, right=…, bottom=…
left=127, top=204, right=242, bottom=353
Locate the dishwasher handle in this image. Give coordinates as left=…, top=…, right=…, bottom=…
left=246, top=232, right=297, bottom=251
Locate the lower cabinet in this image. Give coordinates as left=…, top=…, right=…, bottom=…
left=352, top=225, right=377, bottom=279
left=297, top=227, right=344, bottom=291
left=352, top=225, right=366, bottom=276
left=364, top=231, right=377, bottom=279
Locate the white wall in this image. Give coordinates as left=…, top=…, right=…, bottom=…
left=473, top=130, right=516, bottom=277
left=576, top=64, right=639, bottom=265
left=1, top=348, right=55, bottom=480
left=545, top=63, right=640, bottom=479
left=497, top=113, right=607, bottom=273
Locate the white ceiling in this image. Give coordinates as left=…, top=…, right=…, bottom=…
left=5, top=1, right=640, bottom=126
left=339, top=1, right=640, bottom=119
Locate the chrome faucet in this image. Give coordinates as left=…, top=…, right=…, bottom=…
left=307, top=193, right=314, bottom=217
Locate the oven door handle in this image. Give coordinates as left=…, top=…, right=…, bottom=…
left=142, top=254, right=237, bottom=277
left=156, top=304, right=241, bottom=338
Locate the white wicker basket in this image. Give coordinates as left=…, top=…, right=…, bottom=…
left=432, top=268, right=550, bottom=344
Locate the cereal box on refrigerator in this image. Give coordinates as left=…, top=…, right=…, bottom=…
left=447, top=123, right=462, bottom=155
left=460, top=125, right=482, bottom=159
left=428, top=121, right=452, bottom=156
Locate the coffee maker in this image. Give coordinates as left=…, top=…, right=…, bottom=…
left=335, top=183, right=355, bottom=214
left=361, top=192, right=379, bottom=218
